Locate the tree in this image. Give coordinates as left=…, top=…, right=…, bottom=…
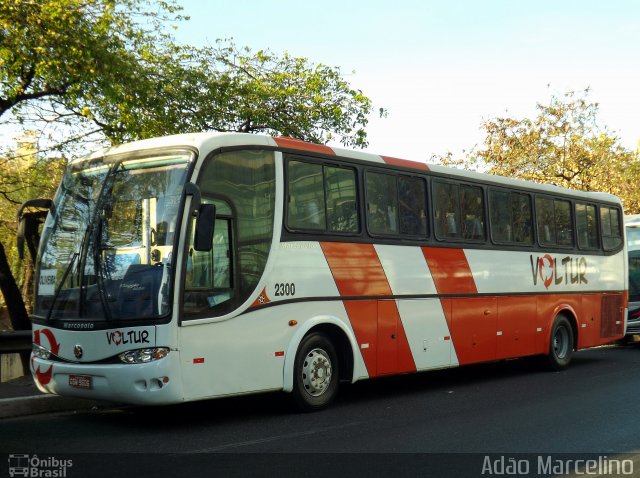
left=0, top=134, right=64, bottom=330
left=440, top=89, right=640, bottom=213
left=0, top=0, right=185, bottom=156
left=104, top=41, right=377, bottom=149
left=0, top=0, right=183, bottom=330
left=0, top=1, right=382, bottom=328
left=20, top=40, right=380, bottom=154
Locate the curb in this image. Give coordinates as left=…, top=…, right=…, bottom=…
left=0, top=395, right=114, bottom=419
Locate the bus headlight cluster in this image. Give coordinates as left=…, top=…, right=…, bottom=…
left=118, top=347, right=170, bottom=364
left=32, top=344, right=51, bottom=360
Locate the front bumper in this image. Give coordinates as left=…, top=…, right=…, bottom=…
left=626, top=318, right=640, bottom=336
left=30, top=351, right=184, bottom=405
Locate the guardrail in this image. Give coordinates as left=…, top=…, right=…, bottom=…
left=0, top=330, right=31, bottom=354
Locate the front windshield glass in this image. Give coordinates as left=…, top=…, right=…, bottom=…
left=34, top=151, right=192, bottom=321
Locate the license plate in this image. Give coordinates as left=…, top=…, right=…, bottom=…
left=69, top=374, right=92, bottom=390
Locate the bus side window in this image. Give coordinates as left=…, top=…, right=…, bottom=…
left=460, top=185, right=485, bottom=241
left=554, top=199, right=573, bottom=247
left=398, top=176, right=427, bottom=236
left=536, top=197, right=555, bottom=246
left=287, top=161, right=326, bottom=230
left=576, top=203, right=598, bottom=249
left=489, top=189, right=511, bottom=242
left=366, top=171, right=398, bottom=235
left=433, top=180, right=459, bottom=240
left=601, top=206, right=622, bottom=251
left=325, top=166, right=358, bottom=233
left=512, top=193, right=533, bottom=244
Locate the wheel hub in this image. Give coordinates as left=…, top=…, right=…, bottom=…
left=301, top=348, right=332, bottom=397
left=553, top=326, right=569, bottom=359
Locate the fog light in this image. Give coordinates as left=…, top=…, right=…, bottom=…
left=32, top=343, right=51, bottom=360
left=118, top=347, right=170, bottom=364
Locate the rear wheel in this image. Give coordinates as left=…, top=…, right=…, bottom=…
left=546, top=315, right=574, bottom=370
left=292, top=332, right=339, bottom=412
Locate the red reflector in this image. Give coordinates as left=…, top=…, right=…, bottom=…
left=193, top=358, right=204, bottom=364
left=275, top=351, right=285, bottom=357
left=444, top=336, right=451, bottom=341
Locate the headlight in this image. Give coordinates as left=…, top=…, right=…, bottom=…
left=118, top=347, right=170, bottom=364
left=32, top=343, right=51, bottom=360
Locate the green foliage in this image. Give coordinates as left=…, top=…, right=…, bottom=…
left=1, top=2, right=379, bottom=153
left=0, top=141, right=65, bottom=315
left=0, top=0, right=183, bottom=119
left=55, top=40, right=377, bottom=150
left=0, top=0, right=381, bottom=315
left=436, top=89, right=640, bottom=214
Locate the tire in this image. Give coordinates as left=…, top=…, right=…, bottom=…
left=292, top=332, right=339, bottom=412
left=545, top=315, right=574, bottom=371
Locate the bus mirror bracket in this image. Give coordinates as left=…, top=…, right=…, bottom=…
left=184, top=183, right=201, bottom=208
left=17, top=198, right=52, bottom=261
left=194, top=204, right=216, bottom=252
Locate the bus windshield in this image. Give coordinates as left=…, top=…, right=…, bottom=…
left=34, top=152, right=192, bottom=322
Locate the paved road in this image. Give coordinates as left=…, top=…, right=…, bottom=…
left=2, top=344, right=640, bottom=476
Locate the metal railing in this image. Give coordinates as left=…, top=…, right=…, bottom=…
left=0, top=330, right=31, bottom=354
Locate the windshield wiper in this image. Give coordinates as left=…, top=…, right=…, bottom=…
left=45, top=252, right=79, bottom=322
left=45, top=216, right=93, bottom=321
left=92, top=214, right=113, bottom=321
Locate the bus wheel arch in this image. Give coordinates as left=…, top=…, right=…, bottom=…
left=283, top=320, right=357, bottom=410
left=308, top=323, right=354, bottom=386
left=545, top=311, right=577, bottom=371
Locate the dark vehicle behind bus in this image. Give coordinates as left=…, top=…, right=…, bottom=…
left=626, top=215, right=640, bottom=338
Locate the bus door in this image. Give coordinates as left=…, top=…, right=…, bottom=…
left=183, top=206, right=235, bottom=315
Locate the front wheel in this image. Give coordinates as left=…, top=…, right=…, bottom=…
left=545, top=315, right=574, bottom=371
left=292, top=332, right=339, bottom=412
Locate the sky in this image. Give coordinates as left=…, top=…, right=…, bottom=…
left=173, top=0, right=640, bottom=162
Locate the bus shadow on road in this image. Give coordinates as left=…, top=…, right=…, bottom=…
left=87, top=345, right=627, bottom=430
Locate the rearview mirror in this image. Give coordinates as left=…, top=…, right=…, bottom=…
left=193, top=204, right=216, bottom=251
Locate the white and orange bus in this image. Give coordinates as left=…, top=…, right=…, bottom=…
left=29, top=132, right=626, bottom=410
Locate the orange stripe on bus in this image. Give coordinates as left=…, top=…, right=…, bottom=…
left=381, top=156, right=430, bottom=171
left=321, top=242, right=416, bottom=377
left=320, top=242, right=391, bottom=296
left=274, top=136, right=336, bottom=155
left=421, top=247, right=477, bottom=295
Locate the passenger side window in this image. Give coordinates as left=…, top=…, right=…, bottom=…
left=489, top=189, right=533, bottom=245
left=365, top=172, right=427, bottom=237
left=398, top=176, right=427, bottom=236
left=287, top=161, right=325, bottom=230
left=575, top=203, right=599, bottom=250
left=324, top=166, right=359, bottom=233
left=433, top=181, right=460, bottom=239
left=287, top=160, right=358, bottom=234
left=366, top=172, right=398, bottom=235
left=536, top=197, right=574, bottom=247
left=601, top=206, right=622, bottom=251
left=434, top=180, right=485, bottom=241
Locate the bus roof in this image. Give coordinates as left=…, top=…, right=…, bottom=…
left=85, top=131, right=621, bottom=205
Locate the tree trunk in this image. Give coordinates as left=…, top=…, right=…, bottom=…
left=0, top=241, right=30, bottom=331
